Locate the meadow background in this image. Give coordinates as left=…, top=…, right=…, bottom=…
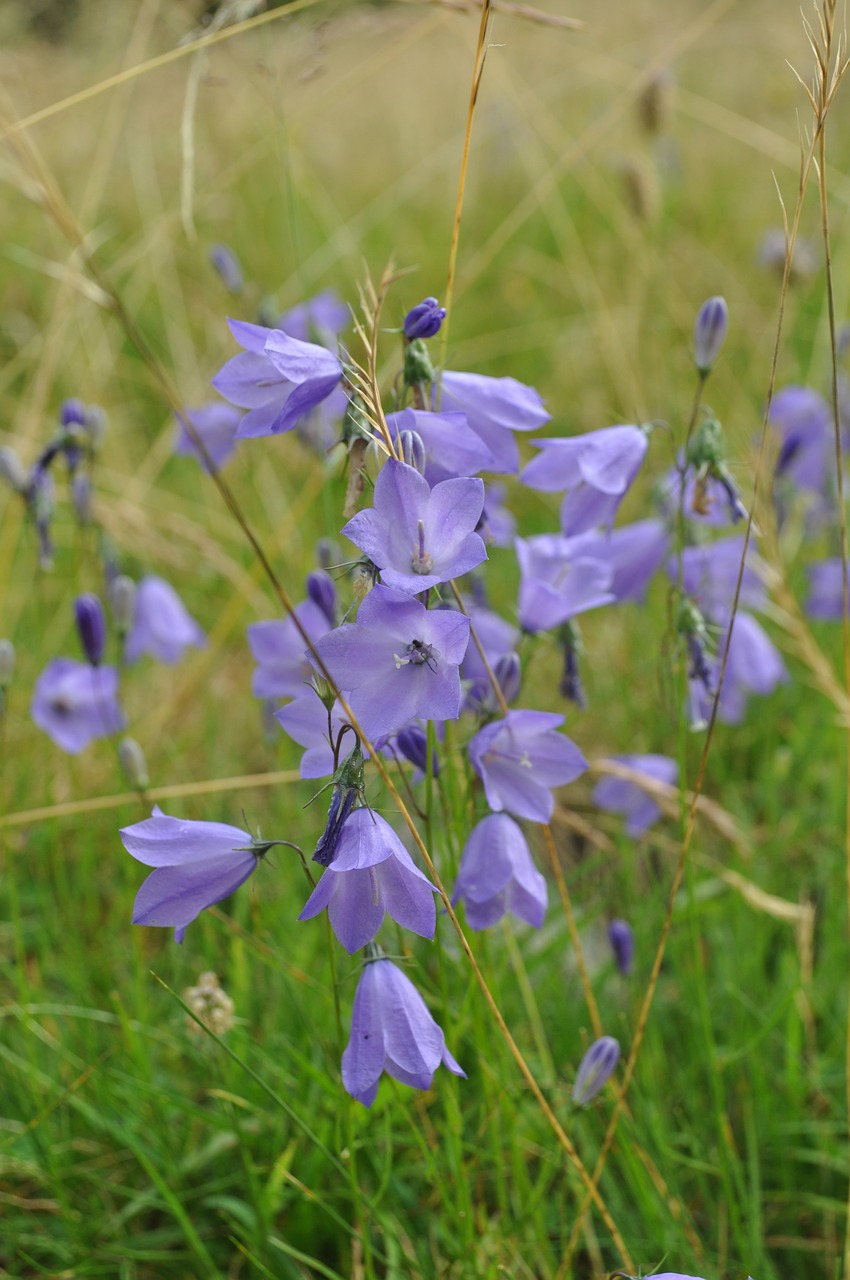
left=1, top=0, right=849, bottom=1276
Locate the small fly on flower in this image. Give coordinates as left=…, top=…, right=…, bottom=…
left=408, top=639, right=439, bottom=672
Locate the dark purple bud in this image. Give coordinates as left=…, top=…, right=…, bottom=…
left=208, top=243, right=244, bottom=294
left=694, top=296, right=728, bottom=374
left=608, top=919, right=634, bottom=975
left=494, top=651, right=521, bottom=706
left=74, top=593, right=107, bottom=665
left=403, top=297, right=446, bottom=341
left=559, top=646, right=586, bottom=708
left=396, top=724, right=439, bottom=777
left=397, top=429, right=427, bottom=475
left=60, top=398, right=87, bottom=427
left=306, top=569, right=337, bottom=626
left=572, top=1035, right=620, bottom=1106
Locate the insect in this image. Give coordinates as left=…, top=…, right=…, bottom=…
left=407, top=639, right=439, bottom=673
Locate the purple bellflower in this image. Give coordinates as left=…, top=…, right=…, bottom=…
left=298, top=809, right=437, bottom=952
left=275, top=687, right=351, bottom=778
left=174, top=402, right=243, bottom=472
left=125, top=576, right=206, bottom=665
left=438, top=370, right=551, bottom=473
left=769, top=385, right=833, bottom=498
left=452, top=813, right=547, bottom=929
left=311, top=585, right=470, bottom=740
left=673, top=536, right=768, bottom=621
left=278, top=289, right=349, bottom=345
left=608, top=919, right=634, bottom=975
left=593, top=754, right=678, bottom=837
left=248, top=599, right=332, bottom=700
left=522, top=425, right=650, bottom=536
left=385, top=409, right=495, bottom=485
left=342, top=955, right=465, bottom=1107
left=578, top=519, right=668, bottom=603
left=342, top=460, right=487, bottom=594
left=31, top=658, right=125, bottom=754
left=468, top=710, right=587, bottom=823
left=713, top=611, right=788, bottom=724
left=572, top=1035, right=620, bottom=1105
left=404, top=297, right=446, bottom=340
left=515, top=533, right=615, bottom=633
left=212, top=319, right=343, bottom=440
left=120, top=807, right=263, bottom=943
left=460, top=602, right=521, bottom=711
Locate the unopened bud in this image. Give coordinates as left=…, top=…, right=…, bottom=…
left=572, top=1035, right=620, bottom=1106
left=607, top=919, right=634, bottom=975
left=71, top=471, right=92, bottom=524
left=306, top=569, right=337, bottom=626
left=109, top=575, right=136, bottom=636
left=74, top=593, right=107, bottom=665
left=403, top=297, right=446, bottom=341
left=118, top=737, right=149, bottom=790
left=694, top=296, right=728, bottom=375
left=493, top=651, right=521, bottom=706
left=208, top=244, right=244, bottom=294
left=396, top=724, right=439, bottom=777
left=60, top=398, right=87, bottom=427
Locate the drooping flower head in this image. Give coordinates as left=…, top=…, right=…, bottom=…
left=311, top=585, right=470, bottom=740
left=31, top=658, right=125, bottom=754
left=120, top=807, right=264, bottom=943
left=342, top=460, right=487, bottom=594
left=342, top=955, right=465, bottom=1107
left=515, top=533, right=614, bottom=634
left=385, top=409, right=495, bottom=484
left=125, top=576, right=206, bottom=665
left=521, top=424, right=650, bottom=536
left=437, top=370, right=551, bottom=473
left=299, top=809, right=437, bottom=952
left=468, top=710, right=587, bottom=823
left=452, top=813, right=547, bottom=930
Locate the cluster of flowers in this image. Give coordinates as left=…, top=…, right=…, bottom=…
left=2, top=262, right=825, bottom=1115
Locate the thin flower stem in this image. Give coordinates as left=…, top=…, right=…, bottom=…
left=8, top=113, right=631, bottom=1268
left=541, top=824, right=602, bottom=1040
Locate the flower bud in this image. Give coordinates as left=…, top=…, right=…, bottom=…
left=693, top=296, right=728, bottom=374
left=494, top=651, right=521, bottom=706
left=607, top=919, right=634, bottom=975
left=0, top=447, right=28, bottom=492
left=316, top=538, right=338, bottom=571
left=396, top=724, right=439, bottom=777
left=74, top=593, right=107, bottom=665
left=403, top=297, right=446, bottom=341
left=84, top=404, right=107, bottom=451
left=0, top=639, right=14, bottom=687
left=109, top=575, right=136, bottom=636
left=60, top=398, right=87, bottom=427
left=572, top=1035, right=620, bottom=1106
left=71, top=471, right=92, bottom=524
left=118, top=737, right=149, bottom=790
left=306, top=569, right=337, bottom=626
left=397, top=428, right=426, bottom=475
left=208, top=243, right=244, bottom=294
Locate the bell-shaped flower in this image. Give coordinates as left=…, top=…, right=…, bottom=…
left=578, top=520, right=668, bottom=603
left=125, top=576, right=206, bottom=665
left=385, top=409, right=495, bottom=484
left=212, top=318, right=343, bottom=440
left=452, top=813, right=547, bottom=929
left=438, top=370, right=551, bottom=473
left=672, top=536, right=768, bottom=622
left=593, top=754, right=678, bottom=837
left=342, top=460, right=487, bottom=594
left=516, top=533, right=614, bottom=633
left=522, top=425, right=649, bottom=535
left=248, top=599, right=332, bottom=700
left=31, top=658, right=125, bottom=754
left=275, top=686, right=351, bottom=778
left=120, top=807, right=262, bottom=943
left=174, top=402, right=242, bottom=472
left=769, top=385, right=833, bottom=497
left=276, top=289, right=349, bottom=345
left=311, top=585, right=470, bottom=740
left=715, top=611, right=788, bottom=723
left=298, top=809, right=437, bottom=952
left=468, top=709, right=587, bottom=823
left=342, top=956, right=465, bottom=1107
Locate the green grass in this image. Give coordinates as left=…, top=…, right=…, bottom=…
left=2, top=0, right=850, bottom=1276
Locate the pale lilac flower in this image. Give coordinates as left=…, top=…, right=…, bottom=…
left=385, top=409, right=495, bottom=484
left=468, top=710, right=587, bottom=822
left=120, top=807, right=261, bottom=943
left=342, top=956, right=465, bottom=1107
left=277, top=289, right=349, bottom=344
left=769, top=385, right=832, bottom=496
left=452, top=813, right=547, bottom=929
left=31, top=658, right=125, bottom=753
left=438, top=370, right=551, bottom=473
left=806, top=558, right=850, bottom=619
left=311, top=585, right=470, bottom=740
left=714, top=611, right=788, bottom=724
left=516, top=533, right=614, bottom=633
left=125, top=576, right=206, bottom=665
left=274, top=687, right=350, bottom=778
left=593, top=755, right=678, bottom=837
left=212, top=319, right=343, bottom=440
left=248, top=599, right=332, bottom=699
left=174, top=403, right=242, bottom=471
left=607, top=919, right=634, bottom=975
left=693, top=296, right=728, bottom=374
left=522, top=425, right=649, bottom=535
left=673, top=536, right=768, bottom=620
left=478, top=482, right=516, bottom=547
left=342, top=461, right=487, bottom=594
left=404, top=297, right=446, bottom=340
left=572, top=1035, right=620, bottom=1105
left=298, top=809, right=437, bottom=952
left=579, top=520, right=668, bottom=603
